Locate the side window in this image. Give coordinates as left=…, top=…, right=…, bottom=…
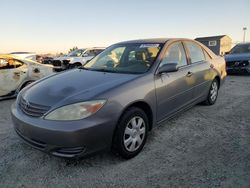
left=185, top=42, right=205, bottom=63
left=0, top=58, right=23, bottom=69
left=160, top=42, right=187, bottom=67
left=85, top=50, right=96, bottom=56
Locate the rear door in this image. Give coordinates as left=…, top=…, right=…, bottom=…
left=155, top=42, right=196, bottom=121
left=183, top=41, right=212, bottom=100
left=0, top=58, right=28, bottom=96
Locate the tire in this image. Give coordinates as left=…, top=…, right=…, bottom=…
left=112, top=107, right=149, bottom=159
left=204, top=79, right=219, bottom=105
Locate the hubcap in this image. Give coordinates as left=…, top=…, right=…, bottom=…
left=123, top=116, right=146, bottom=152
left=210, top=81, right=218, bottom=102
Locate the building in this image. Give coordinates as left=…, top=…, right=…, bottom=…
left=195, top=35, right=232, bottom=55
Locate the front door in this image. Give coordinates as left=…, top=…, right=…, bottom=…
left=155, top=42, right=196, bottom=122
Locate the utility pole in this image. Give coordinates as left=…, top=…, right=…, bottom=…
left=243, top=27, right=247, bottom=42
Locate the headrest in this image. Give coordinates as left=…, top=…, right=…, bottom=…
left=135, top=51, right=147, bottom=61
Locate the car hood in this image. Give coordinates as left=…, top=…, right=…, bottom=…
left=22, top=69, right=140, bottom=107
left=225, top=53, right=250, bottom=62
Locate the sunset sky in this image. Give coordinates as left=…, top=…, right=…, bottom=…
left=0, top=0, right=249, bottom=54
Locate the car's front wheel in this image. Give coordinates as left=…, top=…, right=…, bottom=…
left=112, top=107, right=149, bottom=159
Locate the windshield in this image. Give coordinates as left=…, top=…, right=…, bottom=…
left=83, top=43, right=163, bottom=74
left=68, top=49, right=85, bottom=57
left=230, top=44, right=250, bottom=54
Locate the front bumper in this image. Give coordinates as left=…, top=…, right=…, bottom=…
left=11, top=103, right=115, bottom=158
left=52, top=60, right=70, bottom=72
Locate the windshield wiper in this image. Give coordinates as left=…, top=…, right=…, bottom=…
left=78, top=67, right=114, bottom=73
left=79, top=67, right=142, bottom=74
left=90, top=68, right=117, bottom=73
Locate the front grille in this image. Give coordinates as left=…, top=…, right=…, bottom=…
left=62, top=60, right=70, bottom=65
left=226, top=60, right=249, bottom=68
left=19, top=97, right=50, bottom=117
left=52, top=60, right=62, bottom=67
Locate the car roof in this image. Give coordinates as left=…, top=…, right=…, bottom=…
left=0, top=54, right=16, bottom=59
left=81, top=47, right=105, bottom=50
left=117, top=38, right=170, bottom=44
left=10, top=52, right=35, bottom=54
left=116, top=38, right=199, bottom=45
left=0, top=54, right=34, bottom=62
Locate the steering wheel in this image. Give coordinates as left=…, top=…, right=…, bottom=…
left=106, top=60, right=115, bottom=68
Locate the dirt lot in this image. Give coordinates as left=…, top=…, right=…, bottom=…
left=0, top=76, right=249, bottom=188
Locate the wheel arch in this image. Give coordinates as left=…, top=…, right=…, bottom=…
left=118, top=100, right=154, bottom=131
left=18, top=80, right=35, bottom=92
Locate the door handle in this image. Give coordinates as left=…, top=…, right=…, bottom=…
left=186, top=71, right=193, bottom=77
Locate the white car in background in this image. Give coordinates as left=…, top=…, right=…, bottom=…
left=0, top=54, right=55, bottom=99
left=52, top=47, right=105, bottom=71
left=10, top=52, right=36, bottom=61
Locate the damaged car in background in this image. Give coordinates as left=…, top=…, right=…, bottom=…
left=52, top=47, right=105, bottom=72
left=0, top=55, right=55, bottom=100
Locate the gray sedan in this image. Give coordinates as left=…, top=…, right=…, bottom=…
left=11, top=38, right=227, bottom=159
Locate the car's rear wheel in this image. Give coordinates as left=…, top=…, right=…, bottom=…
left=204, top=79, right=219, bottom=105
left=112, top=107, right=149, bottom=159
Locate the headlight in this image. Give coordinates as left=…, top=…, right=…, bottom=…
left=44, top=100, right=106, bottom=121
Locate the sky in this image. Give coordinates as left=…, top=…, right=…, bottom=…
left=0, top=0, right=250, bottom=54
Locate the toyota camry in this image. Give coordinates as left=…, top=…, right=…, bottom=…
left=11, top=38, right=226, bottom=159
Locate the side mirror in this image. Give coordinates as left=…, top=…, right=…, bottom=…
left=83, top=53, right=89, bottom=57
left=158, top=63, right=178, bottom=74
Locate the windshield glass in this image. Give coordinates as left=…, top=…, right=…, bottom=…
left=68, top=49, right=85, bottom=57
left=83, top=43, right=163, bottom=74
left=230, top=44, right=250, bottom=54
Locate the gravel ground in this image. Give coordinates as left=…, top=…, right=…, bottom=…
left=0, top=76, right=249, bottom=188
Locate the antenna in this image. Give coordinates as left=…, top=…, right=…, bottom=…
left=243, top=27, right=247, bottom=42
